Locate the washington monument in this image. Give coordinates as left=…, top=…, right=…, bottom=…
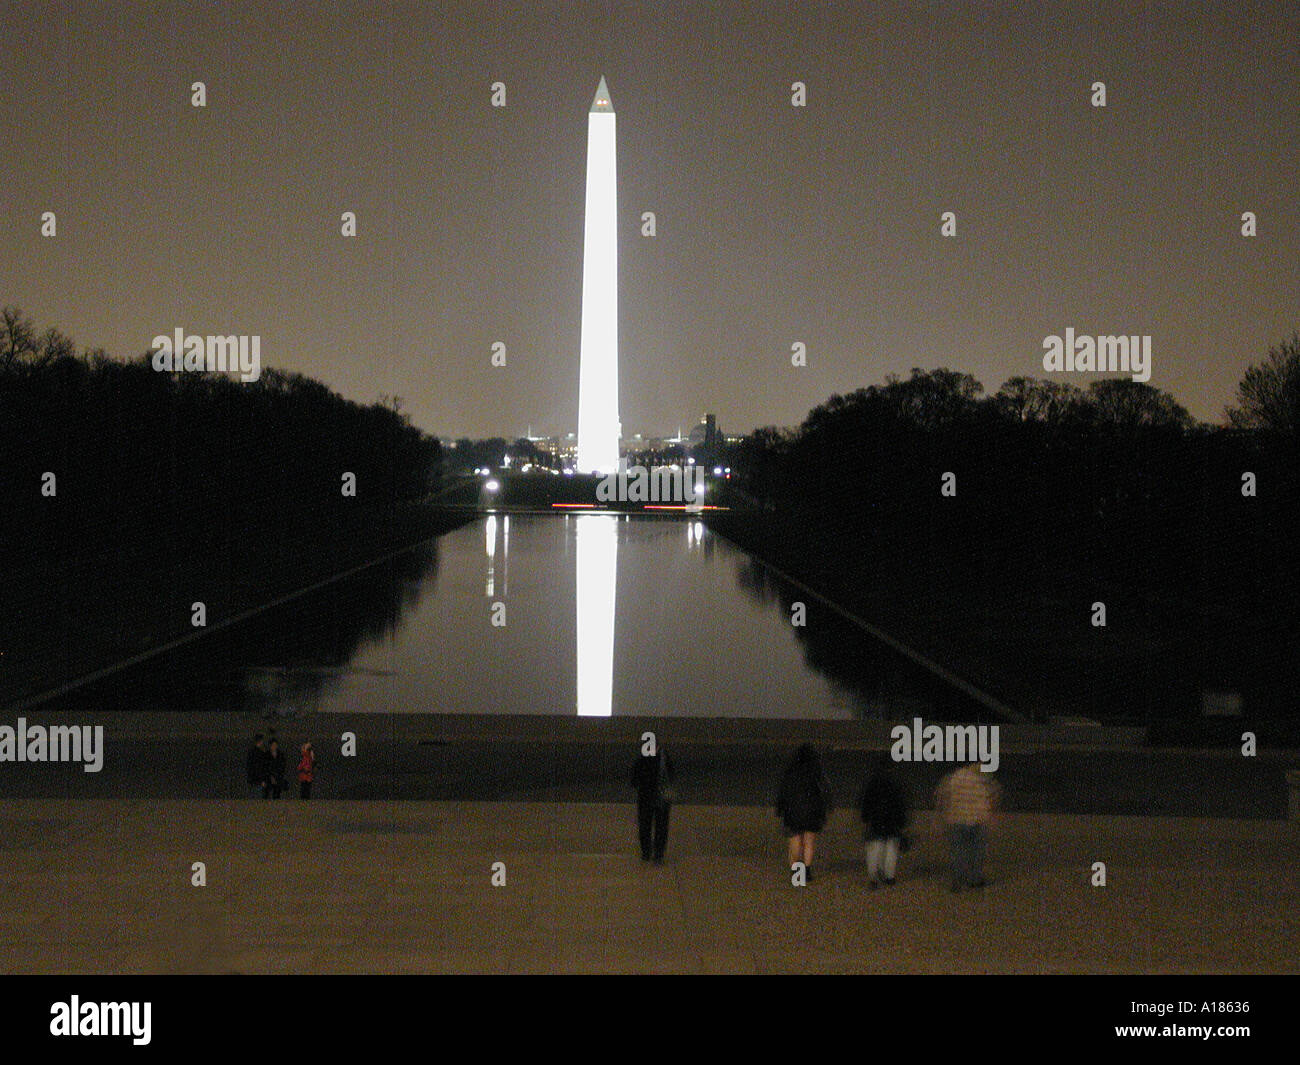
left=576, top=75, right=621, bottom=474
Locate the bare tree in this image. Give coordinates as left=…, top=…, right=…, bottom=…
left=1226, top=332, right=1300, bottom=435
left=891, top=368, right=983, bottom=430
left=1086, top=379, right=1193, bottom=430
left=1, top=306, right=37, bottom=370
left=35, top=326, right=75, bottom=367
left=995, top=376, right=1084, bottom=424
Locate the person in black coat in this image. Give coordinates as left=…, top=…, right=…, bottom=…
left=245, top=733, right=271, bottom=799
left=630, top=747, right=674, bottom=864
left=267, top=737, right=287, bottom=799
left=776, top=744, right=830, bottom=879
left=858, top=752, right=909, bottom=888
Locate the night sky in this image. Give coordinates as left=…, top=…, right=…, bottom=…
left=3, top=0, right=1297, bottom=438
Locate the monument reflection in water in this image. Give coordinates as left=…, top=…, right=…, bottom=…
left=575, top=514, right=617, bottom=717
left=488, top=507, right=618, bottom=717
left=291, top=512, right=897, bottom=719
left=484, top=511, right=618, bottom=716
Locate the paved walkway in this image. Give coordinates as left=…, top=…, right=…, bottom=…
left=1, top=800, right=1296, bottom=973
left=0, top=711, right=1292, bottom=818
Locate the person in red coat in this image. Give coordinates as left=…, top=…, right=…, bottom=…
left=297, top=741, right=318, bottom=800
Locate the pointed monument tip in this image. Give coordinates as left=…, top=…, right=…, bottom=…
left=590, top=75, right=614, bottom=113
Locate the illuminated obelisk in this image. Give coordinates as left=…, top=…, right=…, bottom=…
left=576, top=76, right=621, bottom=474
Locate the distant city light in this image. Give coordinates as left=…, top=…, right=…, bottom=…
left=485, top=479, right=500, bottom=491
left=713, top=466, right=723, bottom=475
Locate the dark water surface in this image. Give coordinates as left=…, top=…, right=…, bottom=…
left=283, top=513, right=884, bottom=718
left=47, top=513, right=992, bottom=720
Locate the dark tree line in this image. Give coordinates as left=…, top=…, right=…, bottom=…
left=444, top=437, right=561, bottom=474
left=718, top=337, right=1300, bottom=720
left=1, top=306, right=443, bottom=558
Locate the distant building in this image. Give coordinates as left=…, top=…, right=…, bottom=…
left=688, top=413, right=722, bottom=448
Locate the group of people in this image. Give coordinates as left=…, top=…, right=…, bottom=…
left=244, top=730, right=997, bottom=886
left=246, top=732, right=319, bottom=799
left=632, top=743, right=1001, bottom=892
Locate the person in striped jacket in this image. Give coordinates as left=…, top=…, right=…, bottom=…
left=934, top=759, right=1001, bottom=892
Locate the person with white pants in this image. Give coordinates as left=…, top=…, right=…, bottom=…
left=865, top=835, right=900, bottom=884
left=859, top=753, right=909, bottom=888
